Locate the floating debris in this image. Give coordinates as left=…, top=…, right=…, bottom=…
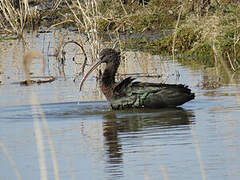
left=18, top=76, right=56, bottom=86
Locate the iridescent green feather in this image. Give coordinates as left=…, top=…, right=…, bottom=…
left=110, top=81, right=195, bottom=110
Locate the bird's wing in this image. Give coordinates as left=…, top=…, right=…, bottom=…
left=113, top=77, right=136, bottom=94
left=110, top=82, right=194, bottom=109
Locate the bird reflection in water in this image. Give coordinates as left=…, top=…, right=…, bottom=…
left=102, top=107, right=195, bottom=177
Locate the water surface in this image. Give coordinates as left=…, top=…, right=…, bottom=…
left=0, top=32, right=240, bottom=180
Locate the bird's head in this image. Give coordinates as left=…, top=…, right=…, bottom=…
left=79, top=48, right=121, bottom=91
left=99, top=48, right=121, bottom=64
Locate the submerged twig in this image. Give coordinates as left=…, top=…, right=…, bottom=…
left=19, top=76, right=56, bottom=86
left=60, top=40, right=88, bottom=78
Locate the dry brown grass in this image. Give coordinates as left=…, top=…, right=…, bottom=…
left=64, top=0, right=101, bottom=61
left=0, top=0, right=40, bottom=37
left=0, top=0, right=67, bottom=38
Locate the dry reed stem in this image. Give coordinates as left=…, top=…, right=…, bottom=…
left=0, top=141, right=22, bottom=180
left=41, top=20, right=74, bottom=33
left=212, top=44, right=240, bottom=103
left=227, top=52, right=236, bottom=71
left=119, top=0, right=127, bottom=15
left=31, top=101, right=48, bottom=180
left=203, top=11, right=240, bottom=86
left=52, top=0, right=64, bottom=10
left=191, top=127, right=207, bottom=180
left=171, top=5, right=183, bottom=79
left=233, top=36, right=240, bottom=68
left=23, top=50, right=60, bottom=180
left=160, top=165, right=170, bottom=180
left=31, top=89, right=60, bottom=180
left=64, top=0, right=82, bottom=26
left=22, top=50, right=45, bottom=84
left=172, top=5, right=183, bottom=61
left=36, top=96, right=60, bottom=180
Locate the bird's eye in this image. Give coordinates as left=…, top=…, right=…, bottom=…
left=100, top=54, right=106, bottom=60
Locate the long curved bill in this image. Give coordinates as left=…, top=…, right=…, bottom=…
left=79, top=59, right=103, bottom=91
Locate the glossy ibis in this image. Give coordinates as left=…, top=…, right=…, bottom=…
left=80, top=48, right=195, bottom=110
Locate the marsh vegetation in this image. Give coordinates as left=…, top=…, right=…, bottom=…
left=0, top=0, right=240, bottom=70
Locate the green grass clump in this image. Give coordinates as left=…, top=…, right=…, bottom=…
left=122, top=1, right=240, bottom=69
left=97, top=0, right=180, bottom=33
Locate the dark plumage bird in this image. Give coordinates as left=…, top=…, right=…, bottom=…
left=80, top=48, right=195, bottom=110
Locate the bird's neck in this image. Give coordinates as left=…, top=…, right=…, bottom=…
left=101, top=61, right=119, bottom=87
left=100, top=60, right=120, bottom=100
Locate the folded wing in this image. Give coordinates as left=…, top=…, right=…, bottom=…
left=111, top=78, right=195, bottom=109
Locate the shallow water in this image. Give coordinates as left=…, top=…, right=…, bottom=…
left=1, top=32, right=240, bottom=180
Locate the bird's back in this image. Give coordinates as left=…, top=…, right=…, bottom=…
left=110, top=80, right=195, bottom=110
